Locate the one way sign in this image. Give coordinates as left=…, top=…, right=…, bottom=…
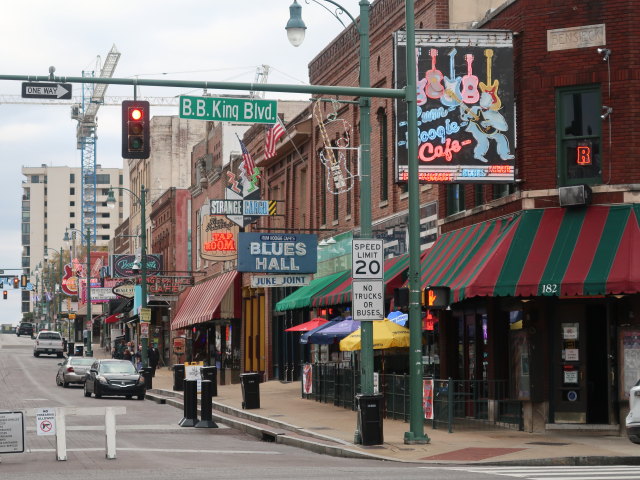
left=21, top=82, right=72, bottom=100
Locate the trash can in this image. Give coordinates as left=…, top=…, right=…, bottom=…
left=201, top=366, right=217, bottom=397
left=173, top=364, right=185, bottom=391
left=74, top=345, right=84, bottom=357
left=240, top=372, right=261, bottom=409
left=356, top=393, right=384, bottom=445
left=141, top=367, right=153, bottom=390
left=68, top=342, right=75, bottom=356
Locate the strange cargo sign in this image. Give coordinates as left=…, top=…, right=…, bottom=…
left=394, top=29, right=515, bottom=184
left=237, top=233, right=317, bottom=274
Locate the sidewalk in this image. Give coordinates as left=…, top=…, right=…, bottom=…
left=92, top=347, right=640, bottom=465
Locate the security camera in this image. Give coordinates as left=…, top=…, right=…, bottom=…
left=131, top=262, right=141, bottom=273
left=601, top=106, right=613, bottom=120
left=597, top=47, right=611, bottom=61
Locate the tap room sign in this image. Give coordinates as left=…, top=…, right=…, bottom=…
left=200, top=215, right=239, bottom=262
left=395, top=30, right=515, bottom=184
left=237, top=233, right=317, bottom=273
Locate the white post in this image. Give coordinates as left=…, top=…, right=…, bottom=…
left=55, top=408, right=67, bottom=461
left=105, top=407, right=117, bottom=459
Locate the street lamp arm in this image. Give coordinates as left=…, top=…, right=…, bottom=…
left=108, top=185, right=142, bottom=204
left=307, top=0, right=355, bottom=27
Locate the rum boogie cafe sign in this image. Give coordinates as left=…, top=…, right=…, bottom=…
left=237, top=233, right=317, bottom=274
left=111, top=254, right=163, bottom=278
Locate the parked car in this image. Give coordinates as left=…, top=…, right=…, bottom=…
left=56, top=356, right=95, bottom=387
left=83, top=359, right=146, bottom=400
left=33, top=330, right=65, bottom=357
left=16, top=322, right=34, bottom=337
left=627, top=380, right=640, bottom=444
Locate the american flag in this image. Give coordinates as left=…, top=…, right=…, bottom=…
left=238, top=137, right=257, bottom=178
left=264, top=117, right=286, bottom=159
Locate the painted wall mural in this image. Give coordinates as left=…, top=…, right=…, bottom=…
left=395, top=30, right=515, bottom=184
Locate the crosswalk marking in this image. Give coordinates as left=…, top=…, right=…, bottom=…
left=420, top=465, right=640, bottom=480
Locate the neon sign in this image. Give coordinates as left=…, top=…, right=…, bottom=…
left=576, top=145, right=591, bottom=165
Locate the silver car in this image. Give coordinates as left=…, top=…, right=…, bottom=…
left=56, top=357, right=95, bottom=387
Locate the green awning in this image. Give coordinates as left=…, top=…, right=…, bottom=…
left=275, top=270, right=348, bottom=311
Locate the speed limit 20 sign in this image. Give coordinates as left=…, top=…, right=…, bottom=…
left=352, top=239, right=384, bottom=279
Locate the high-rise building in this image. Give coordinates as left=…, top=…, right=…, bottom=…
left=21, top=164, right=124, bottom=315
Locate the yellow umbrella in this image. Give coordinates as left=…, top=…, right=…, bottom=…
left=339, top=319, right=410, bottom=351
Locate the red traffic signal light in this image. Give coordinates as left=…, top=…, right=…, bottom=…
left=3, top=291, right=7, bottom=300
left=121, top=100, right=150, bottom=159
left=12, top=277, right=19, bottom=289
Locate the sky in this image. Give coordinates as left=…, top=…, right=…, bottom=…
left=0, top=0, right=349, bottom=325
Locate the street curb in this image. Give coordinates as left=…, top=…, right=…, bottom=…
left=145, top=389, right=640, bottom=466
left=145, top=389, right=386, bottom=462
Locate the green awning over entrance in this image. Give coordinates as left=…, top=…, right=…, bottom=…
left=275, top=270, right=348, bottom=311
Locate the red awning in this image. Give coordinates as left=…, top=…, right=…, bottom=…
left=171, top=271, right=239, bottom=330
left=105, top=314, right=123, bottom=324
left=418, top=204, right=640, bottom=302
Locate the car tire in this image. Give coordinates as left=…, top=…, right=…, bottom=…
left=62, top=379, right=69, bottom=388
left=56, top=375, right=62, bottom=386
left=630, top=435, right=640, bottom=445
left=16, top=333, right=19, bottom=337
left=57, top=353, right=64, bottom=358
left=126, top=395, right=132, bottom=400
left=84, top=384, right=91, bottom=397
left=34, top=352, right=39, bottom=357
left=137, top=394, right=145, bottom=400
left=95, top=385, right=102, bottom=399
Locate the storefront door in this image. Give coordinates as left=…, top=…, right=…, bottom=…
left=553, top=303, right=609, bottom=424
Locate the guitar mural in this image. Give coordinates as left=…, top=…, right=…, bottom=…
left=441, top=48, right=462, bottom=108
left=416, top=48, right=428, bottom=106
left=425, top=48, right=445, bottom=99
left=461, top=54, right=480, bottom=104
left=479, top=49, right=501, bottom=110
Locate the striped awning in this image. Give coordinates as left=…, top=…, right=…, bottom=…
left=275, top=271, right=348, bottom=311
left=312, top=254, right=410, bottom=307
left=420, top=204, right=640, bottom=302
left=171, top=270, right=239, bottom=330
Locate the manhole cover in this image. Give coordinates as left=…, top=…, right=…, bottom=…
left=526, top=442, right=570, bottom=446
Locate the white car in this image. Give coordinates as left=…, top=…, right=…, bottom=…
left=626, top=380, right=640, bottom=444
left=33, top=331, right=65, bottom=357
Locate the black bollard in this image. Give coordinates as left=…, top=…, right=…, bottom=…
left=179, top=379, right=198, bottom=427
left=195, top=380, right=218, bottom=428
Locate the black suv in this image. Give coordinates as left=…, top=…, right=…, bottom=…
left=16, top=322, right=34, bottom=337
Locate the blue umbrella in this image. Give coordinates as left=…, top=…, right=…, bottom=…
left=305, top=317, right=361, bottom=344
left=388, top=310, right=408, bottom=326
left=300, top=320, right=339, bottom=345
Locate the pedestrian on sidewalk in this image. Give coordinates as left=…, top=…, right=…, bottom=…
left=148, top=344, right=160, bottom=377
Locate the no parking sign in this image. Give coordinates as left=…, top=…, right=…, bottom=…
left=35, top=408, right=56, bottom=436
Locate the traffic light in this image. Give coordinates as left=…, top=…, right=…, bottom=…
left=12, top=277, right=19, bottom=289
left=20, top=274, right=27, bottom=288
left=121, top=100, right=150, bottom=159
left=3, top=291, right=7, bottom=300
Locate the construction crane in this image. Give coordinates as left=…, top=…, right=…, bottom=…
left=250, top=64, right=270, bottom=99
left=71, top=45, right=120, bottom=244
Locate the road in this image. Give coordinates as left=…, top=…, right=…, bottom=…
left=2, top=334, right=638, bottom=480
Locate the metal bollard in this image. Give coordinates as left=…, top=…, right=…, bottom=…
left=195, top=380, right=218, bottom=428
left=178, top=379, right=198, bottom=427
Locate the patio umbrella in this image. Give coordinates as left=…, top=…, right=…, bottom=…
left=300, top=320, right=340, bottom=344
left=284, top=317, right=328, bottom=332
left=339, top=319, right=410, bottom=351
left=305, top=317, right=361, bottom=344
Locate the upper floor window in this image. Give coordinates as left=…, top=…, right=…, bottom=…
left=445, top=184, right=465, bottom=216
left=70, top=173, right=75, bottom=184
left=556, top=85, right=602, bottom=186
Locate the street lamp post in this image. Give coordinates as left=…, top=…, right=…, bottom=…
left=288, top=0, right=426, bottom=443
left=64, top=227, right=93, bottom=357
left=286, top=0, right=375, bottom=429
left=107, top=185, right=148, bottom=368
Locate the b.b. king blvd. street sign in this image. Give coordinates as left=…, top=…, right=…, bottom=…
left=180, top=96, right=277, bottom=123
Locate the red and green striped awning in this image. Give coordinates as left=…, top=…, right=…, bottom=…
left=420, top=205, right=640, bottom=301
left=312, top=254, right=410, bottom=307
